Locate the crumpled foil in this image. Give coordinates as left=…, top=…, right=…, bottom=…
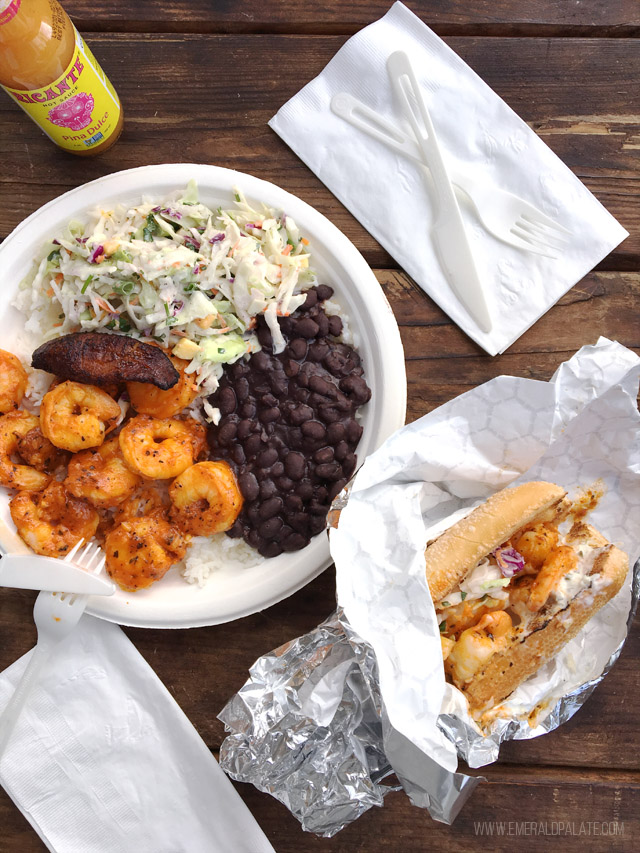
left=219, top=609, right=481, bottom=837
left=219, top=339, right=640, bottom=835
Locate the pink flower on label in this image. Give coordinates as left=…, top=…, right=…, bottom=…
left=48, top=93, right=94, bottom=131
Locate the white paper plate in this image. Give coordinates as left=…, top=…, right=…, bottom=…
left=0, top=164, right=406, bottom=628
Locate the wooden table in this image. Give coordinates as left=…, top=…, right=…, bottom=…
left=1, top=2, right=639, bottom=850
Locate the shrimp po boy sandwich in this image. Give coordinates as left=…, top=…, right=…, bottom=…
left=427, top=481, right=628, bottom=720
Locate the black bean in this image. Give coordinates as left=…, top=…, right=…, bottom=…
left=314, top=485, right=328, bottom=503
left=282, top=532, right=310, bottom=551
left=275, top=524, right=293, bottom=543
left=314, top=446, right=334, bottom=464
left=270, top=375, right=288, bottom=395
left=309, top=515, right=327, bottom=535
left=260, top=393, right=277, bottom=408
left=302, top=288, right=318, bottom=309
left=259, top=516, right=283, bottom=538
left=239, top=400, right=257, bottom=419
left=289, top=403, right=313, bottom=426
left=227, top=519, right=244, bottom=538
left=343, top=453, right=357, bottom=477
left=285, top=494, right=303, bottom=512
left=296, top=479, right=314, bottom=500
left=318, top=405, right=340, bottom=424
left=308, top=374, right=336, bottom=397
left=235, top=376, right=250, bottom=402
left=231, top=444, right=246, bottom=466
left=237, top=419, right=253, bottom=440
left=254, top=349, right=273, bottom=372
left=247, top=529, right=262, bottom=549
left=301, top=420, right=326, bottom=441
left=328, top=478, right=348, bottom=501
left=231, top=361, right=249, bottom=379
left=260, top=407, right=281, bottom=424
left=284, top=451, right=305, bottom=480
left=259, top=497, right=283, bottom=520
left=257, top=448, right=278, bottom=468
left=328, top=315, right=343, bottom=337
left=238, top=471, right=259, bottom=501
left=217, top=420, right=237, bottom=445
left=334, top=440, right=349, bottom=461
left=294, top=318, right=320, bottom=339
left=271, top=461, right=284, bottom=476
left=315, top=462, right=342, bottom=481
left=309, top=500, right=330, bottom=516
left=326, top=422, right=346, bottom=444
left=316, top=284, right=334, bottom=301
left=316, top=313, right=329, bottom=337
left=260, top=479, right=277, bottom=499
left=288, top=512, right=310, bottom=534
left=247, top=503, right=262, bottom=525
left=244, top=433, right=263, bottom=457
left=294, top=387, right=310, bottom=403
left=288, top=338, right=308, bottom=359
left=218, top=386, right=237, bottom=415
left=339, top=374, right=371, bottom=404
left=276, top=476, right=294, bottom=492
left=257, top=325, right=272, bottom=349
left=307, top=341, right=330, bottom=362
left=259, top=540, right=284, bottom=558
left=346, top=419, right=363, bottom=443
left=284, top=359, right=300, bottom=377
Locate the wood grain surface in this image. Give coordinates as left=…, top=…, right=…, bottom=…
left=0, top=0, right=639, bottom=850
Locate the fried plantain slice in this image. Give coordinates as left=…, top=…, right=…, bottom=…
left=32, top=332, right=179, bottom=389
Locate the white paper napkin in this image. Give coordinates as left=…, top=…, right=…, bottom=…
left=269, top=1, right=629, bottom=356
left=0, top=616, right=275, bottom=853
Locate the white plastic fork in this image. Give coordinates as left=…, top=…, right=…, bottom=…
left=0, top=541, right=105, bottom=763
left=330, top=91, right=571, bottom=259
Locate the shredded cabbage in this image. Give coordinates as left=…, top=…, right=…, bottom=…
left=15, top=181, right=317, bottom=401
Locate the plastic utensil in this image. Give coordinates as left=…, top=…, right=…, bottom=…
left=330, top=92, right=570, bottom=259
left=386, top=50, right=492, bottom=333
left=0, top=541, right=106, bottom=763
left=0, top=553, right=114, bottom=596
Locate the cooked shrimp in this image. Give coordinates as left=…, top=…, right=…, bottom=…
left=446, top=611, right=513, bottom=687
left=104, top=516, right=188, bottom=591
left=515, top=524, right=559, bottom=571
left=437, top=596, right=506, bottom=638
left=169, top=460, right=243, bottom=535
left=114, top=486, right=168, bottom=524
left=17, top=424, right=65, bottom=474
left=127, top=353, right=199, bottom=418
left=10, top=481, right=99, bottom=557
left=0, top=411, right=51, bottom=491
left=527, top=545, right=578, bottom=612
left=119, top=415, right=206, bottom=479
left=65, top=436, right=141, bottom=508
left=40, top=380, right=121, bottom=452
left=0, top=350, right=28, bottom=414
left=440, top=634, right=455, bottom=661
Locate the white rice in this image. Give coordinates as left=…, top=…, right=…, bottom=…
left=180, top=534, right=264, bottom=586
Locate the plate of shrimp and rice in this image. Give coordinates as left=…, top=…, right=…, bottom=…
left=0, top=164, right=406, bottom=628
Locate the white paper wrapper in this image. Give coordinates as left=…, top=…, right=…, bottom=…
left=330, top=337, right=640, bottom=770
left=269, top=2, right=629, bottom=355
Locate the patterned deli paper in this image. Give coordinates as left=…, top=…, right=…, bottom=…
left=220, top=338, right=640, bottom=834
left=269, top=2, right=629, bottom=355
left=331, top=337, right=640, bottom=771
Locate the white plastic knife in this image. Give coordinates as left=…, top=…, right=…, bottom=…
left=0, top=554, right=115, bottom=596
left=386, top=51, right=492, bottom=334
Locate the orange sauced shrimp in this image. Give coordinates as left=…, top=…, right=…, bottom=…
left=0, top=350, right=28, bottom=414
left=119, top=415, right=206, bottom=479
left=127, top=353, right=199, bottom=419
left=65, top=436, right=142, bottom=508
left=113, top=486, right=168, bottom=525
left=17, top=424, right=64, bottom=474
left=527, top=545, right=578, bottom=612
left=0, top=411, right=51, bottom=491
left=514, top=524, right=559, bottom=571
left=446, top=611, right=513, bottom=688
left=9, top=481, right=99, bottom=557
left=169, top=460, right=243, bottom=535
left=437, top=596, right=506, bottom=638
left=104, top=516, right=189, bottom=591
left=40, top=380, right=121, bottom=452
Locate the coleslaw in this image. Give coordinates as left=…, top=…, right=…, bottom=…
left=14, top=181, right=316, bottom=408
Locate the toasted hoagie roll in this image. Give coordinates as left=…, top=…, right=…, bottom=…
left=426, top=482, right=628, bottom=719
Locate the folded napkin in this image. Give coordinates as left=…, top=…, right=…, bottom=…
left=269, top=1, right=628, bottom=356
left=0, top=616, right=274, bottom=853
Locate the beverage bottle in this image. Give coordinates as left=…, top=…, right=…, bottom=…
left=0, top=0, right=123, bottom=155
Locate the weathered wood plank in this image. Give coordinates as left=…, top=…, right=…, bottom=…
left=1, top=35, right=639, bottom=267
left=60, top=0, right=640, bottom=36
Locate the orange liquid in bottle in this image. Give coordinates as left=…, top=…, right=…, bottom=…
left=0, top=0, right=123, bottom=155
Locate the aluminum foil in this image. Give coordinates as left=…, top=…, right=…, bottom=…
left=219, top=339, right=640, bottom=835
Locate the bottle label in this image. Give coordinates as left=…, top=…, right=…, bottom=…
left=0, top=0, right=21, bottom=25
left=1, top=26, right=121, bottom=152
